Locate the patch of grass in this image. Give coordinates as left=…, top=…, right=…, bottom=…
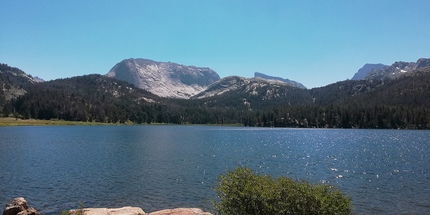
left=0, top=117, right=113, bottom=126
left=60, top=202, right=85, bottom=215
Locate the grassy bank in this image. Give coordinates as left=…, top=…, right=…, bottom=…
left=0, top=117, right=244, bottom=127
left=0, top=117, right=112, bottom=126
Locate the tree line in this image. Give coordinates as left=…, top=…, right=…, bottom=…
left=242, top=104, right=429, bottom=129
left=1, top=64, right=430, bottom=129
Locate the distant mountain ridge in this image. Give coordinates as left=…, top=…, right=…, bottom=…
left=365, top=58, right=430, bottom=80
left=351, top=63, right=387, bottom=80
left=254, top=72, right=306, bottom=89
left=193, top=76, right=299, bottom=99
left=106, top=58, right=220, bottom=99
left=2, top=57, right=430, bottom=129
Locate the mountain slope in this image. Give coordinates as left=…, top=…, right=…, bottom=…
left=193, top=76, right=297, bottom=99
left=106, top=58, right=220, bottom=99
left=0, top=63, right=39, bottom=100
left=2, top=58, right=430, bottom=128
left=254, top=72, right=306, bottom=89
left=351, top=66, right=430, bottom=107
left=365, top=58, right=430, bottom=80
left=351, top=63, right=387, bottom=80
left=11, top=74, right=162, bottom=122
left=310, top=65, right=430, bottom=107
left=192, top=76, right=312, bottom=109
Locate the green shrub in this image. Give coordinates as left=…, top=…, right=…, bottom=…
left=60, top=202, right=85, bottom=215
left=213, top=167, right=353, bottom=215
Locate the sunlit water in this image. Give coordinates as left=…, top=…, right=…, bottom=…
left=0, top=126, right=429, bottom=214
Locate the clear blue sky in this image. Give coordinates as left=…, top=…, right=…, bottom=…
left=1, top=0, right=429, bottom=88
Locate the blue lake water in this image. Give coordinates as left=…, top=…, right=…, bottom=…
left=0, top=125, right=429, bottom=214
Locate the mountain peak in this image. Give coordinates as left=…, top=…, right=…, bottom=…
left=365, top=58, right=430, bottom=80
left=254, top=72, right=306, bottom=89
left=106, top=58, right=220, bottom=99
left=351, top=63, right=387, bottom=80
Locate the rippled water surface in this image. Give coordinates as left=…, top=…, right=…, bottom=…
left=0, top=126, right=429, bottom=214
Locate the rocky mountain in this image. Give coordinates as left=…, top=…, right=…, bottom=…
left=254, top=72, right=307, bottom=89
left=190, top=76, right=312, bottom=111
left=365, top=58, right=430, bottom=80
left=106, top=58, right=220, bottom=99
left=351, top=63, right=387, bottom=80
left=0, top=63, right=39, bottom=101
left=193, top=76, right=306, bottom=99
left=33, top=76, right=45, bottom=83
left=2, top=58, right=430, bottom=128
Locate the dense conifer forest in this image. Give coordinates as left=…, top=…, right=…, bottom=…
left=1, top=63, right=429, bottom=129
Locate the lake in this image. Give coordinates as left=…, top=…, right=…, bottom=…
left=0, top=125, right=429, bottom=214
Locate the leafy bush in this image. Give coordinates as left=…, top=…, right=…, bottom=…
left=213, top=167, right=353, bottom=215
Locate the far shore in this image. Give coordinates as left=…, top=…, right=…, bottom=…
left=0, top=117, right=115, bottom=126
left=0, top=117, right=243, bottom=127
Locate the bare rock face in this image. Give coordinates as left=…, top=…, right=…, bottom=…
left=2, top=198, right=39, bottom=215
left=148, top=208, right=212, bottom=215
left=106, top=58, right=220, bottom=99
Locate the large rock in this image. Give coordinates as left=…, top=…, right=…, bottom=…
left=2, top=198, right=39, bottom=215
left=69, top=207, right=212, bottom=215
left=148, top=208, right=212, bottom=215
left=70, top=207, right=145, bottom=215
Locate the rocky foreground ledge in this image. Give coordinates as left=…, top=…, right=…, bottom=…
left=2, top=198, right=212, bottom=215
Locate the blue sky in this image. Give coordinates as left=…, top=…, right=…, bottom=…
left=1, top=0, right=430, bottom=88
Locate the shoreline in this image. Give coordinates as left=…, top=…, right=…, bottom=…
left=0, top=117, right=114, bottom=126
left=1, top=117, right=426, bottom=130
left=0, top=117, right=243, bottom=127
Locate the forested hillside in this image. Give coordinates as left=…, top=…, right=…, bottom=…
left=1, top=70, right=245, bottom=124
left=242, top=69, right=430, bottom=129
left=0, top=63, right=38, bottom=109
left=5, top=74, right=160, bottom=123
left=1, top=63, right=430, bottom=129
